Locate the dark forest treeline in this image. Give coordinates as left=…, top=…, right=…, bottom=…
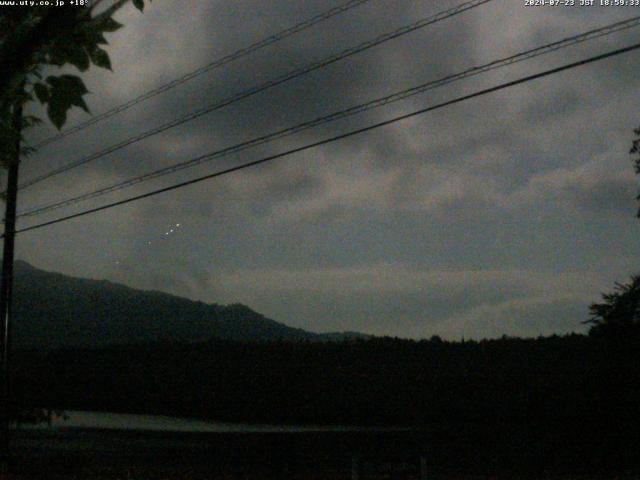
left=12, top=334, right=639, bottom=426
left=11, top=334, right=640, bottom=471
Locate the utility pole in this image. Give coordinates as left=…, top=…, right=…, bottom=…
left=0, top=94, right=22, bottom=468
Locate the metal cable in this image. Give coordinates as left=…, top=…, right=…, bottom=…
left=31, top=0, right=374, bottom=149
left=12, top=41, right=640, bottom=236
left=19, top=0, right=493, bottom=191
left=17, top=15, right=640, bottom=219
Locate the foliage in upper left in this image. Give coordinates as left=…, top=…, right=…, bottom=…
left=0, top=0, right=151, bottom=168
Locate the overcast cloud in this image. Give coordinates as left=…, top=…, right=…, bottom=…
left=10, top=0, right=640, bottom=339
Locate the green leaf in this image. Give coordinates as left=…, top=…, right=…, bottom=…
left=76, top=24, right=108, bottom=46
left=45, top=76, right=61, bottom=87
left=89, top=48, right=112, bottom=70
left=44, top=75, right=90, bottom=128
left=33, top=83, right=49, bottom=103
left=22, top=115, right=43, bottom=128
left=60, top=75, right=89, bottom=94
left=46, top=75, right=88, bottom=94
left=71, top=95, right=90, bottom=114
left=98, top=17, right=123, bottom=32
left=94, top=32, right=108, bottom=45
left=67, top=45, right=90, bottom=72
left=47, top=100, right=67, bottom=130
left=47, top=48, right=67, bottom=66
left=132, top=0, right=144, bottom=12
left=47, top=42, right=91, bottom=71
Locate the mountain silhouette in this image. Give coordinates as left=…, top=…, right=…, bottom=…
left=12, top=260, right=366, bottom=349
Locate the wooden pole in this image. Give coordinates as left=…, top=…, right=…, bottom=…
left=0, top=95, right=22, bottom=467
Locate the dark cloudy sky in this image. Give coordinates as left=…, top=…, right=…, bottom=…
left=11, top=0, right=640, bottom=339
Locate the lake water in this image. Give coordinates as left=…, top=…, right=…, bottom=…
left=18, top=410, right=410, bottom=433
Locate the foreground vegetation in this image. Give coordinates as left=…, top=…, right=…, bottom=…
left=13, top=333, right=638, bottom=425
left=9, top=330, right=640, bottom=473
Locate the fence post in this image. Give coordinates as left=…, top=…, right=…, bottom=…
left=420, top=456, right=427, bottom=480
left=351, top=453, right=360, bottom=480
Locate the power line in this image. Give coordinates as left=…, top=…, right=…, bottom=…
left=12, top=41, right=640, bottom=237
left=18, top=0, right=493, bottom=191
left=30, top=0, right=374, bottom=150
left=17, top=15, right=640, bottom=219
